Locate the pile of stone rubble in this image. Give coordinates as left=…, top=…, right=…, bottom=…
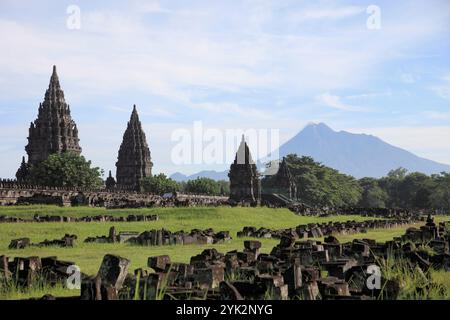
left=237, top=218, right=418, bottom=239
left=287, top=204, right=426, bottom=219
left=77, top=216, right=450, bottom=300
left=0, top=255, right=82, bottom=288
left=84, top=227, right=232, bottom=246
left=2, top=216, right=449, bottom=300
left=8, top=234, right=78, bottom=249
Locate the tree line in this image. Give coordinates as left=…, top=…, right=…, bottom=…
left=20, top=152, right=450, bottom=210
left=278, top=155, right=450, bottom=211
left=140, top=174, right=229, bottom=196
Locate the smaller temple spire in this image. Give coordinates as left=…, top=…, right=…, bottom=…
left=105, top=170, right=116, bottom=190
left=115, top=105, right=153, bottom=191
left=15, top=156, right=30, bottom=183
left=228, top=137, right=261, bottom=205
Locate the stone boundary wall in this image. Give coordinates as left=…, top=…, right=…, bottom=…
left=0, top=180, right=228, bottom=208
left=0, top=214, right=159, bottom=224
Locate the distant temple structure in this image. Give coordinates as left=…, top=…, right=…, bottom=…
left=17, top=66, right=82, bottom=181
left=115, top=105, right=153, bottom=191
left=105, top=170, right=116, bottom=190
left=261, top=157, right=297, bottom=200
left=228, top=135, right=261, bottom=205
left=15, top=156, right=30, bottom=182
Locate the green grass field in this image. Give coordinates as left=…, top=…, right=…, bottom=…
left=0, top=205, right=445, bottom=299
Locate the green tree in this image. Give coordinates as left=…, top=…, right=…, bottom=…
left=28, top=152, right=103, bottom=188
left=358, top=177, right=388, bottom=207
left=281, top=154, right=362, bottom=207
left=429, top=172, right=450, bottom=212
left=184, top=177, right=224, bottom=195
left=216, top=180, right=230, bottom=196
left=378, top=168, right=408, bottom=207
left=399, top=172, right=433, bottom=208
left=140, top=174, right=180, bottom=195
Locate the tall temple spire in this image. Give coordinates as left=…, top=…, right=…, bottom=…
left=23, top=66, right=82, bottom=168
left=115, top=105, right=153, bottom=191
left=228, top=136, right=261, bottom=205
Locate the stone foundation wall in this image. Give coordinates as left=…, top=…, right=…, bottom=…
left=0, top=180, right=228, bottom=208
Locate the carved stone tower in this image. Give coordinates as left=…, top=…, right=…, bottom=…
left=15, top=156, right=30, bottom=183
left=261, top=157, right=297, bottom=199
left=24, top=65, right=82, bottom=166
left=105, top=170, right=116, bottom=190
left=115, top=105, right=153, bottom=191
left=228, top=135, right=261, bottom=205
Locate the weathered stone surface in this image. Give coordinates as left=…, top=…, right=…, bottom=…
left=148, top=255, right=171, bottom=272
left=122, top=228, right=231, bottom=247
left=228, top=135, right=261, bottom=205
left=283, top=263, right=302, bottom=294
left=97, top=254, right=130, bottom=299
left=8, top=238, right=30, bottom=249
left=115, top=105, right=153, bottom=191
left=19, top=66, right=81, bottom=178
left=238, top=218, right=416, bottom=241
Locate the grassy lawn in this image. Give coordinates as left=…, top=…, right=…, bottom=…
left=0, top=205, right=384, bottom=273
left=0, top=205, right=446, bottom=299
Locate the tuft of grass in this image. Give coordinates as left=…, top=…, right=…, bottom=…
left=375, top=251, right=449, bottom=300
left=0, top=273, right=79, bottom=300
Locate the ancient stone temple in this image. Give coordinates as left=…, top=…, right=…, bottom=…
left=228, top=135, right=261, bottom=205
left=261, top=157, right=297, bottom=199
left=115, top=105, right=153, bottom=191
left=15, top=156, right=30, bottom=183
left=23, top=66, right=82, bottom=168
left=105, top=170, right=116, bottom=190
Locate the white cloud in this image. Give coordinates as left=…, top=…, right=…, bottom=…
left=346, top=91, right=392, bottom=99
left=316, top=92, right=368, bottom=112
left=0, top=1, right=447, bottom=102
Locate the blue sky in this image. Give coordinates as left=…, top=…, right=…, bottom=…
left=0, top=0, right=449, bottom=178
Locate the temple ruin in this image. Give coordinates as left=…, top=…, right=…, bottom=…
left=115, top=105, right=153, bottom=191
left=228, top=135, right=261, bottom=205
left=22, top=66, right=82, bottom=170
left=261, top=157, right=297, bottom=200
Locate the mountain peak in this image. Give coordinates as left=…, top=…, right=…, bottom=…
left=279, top=122, right=450, bottom=178
left=304, top=122, right=333, bottom=132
